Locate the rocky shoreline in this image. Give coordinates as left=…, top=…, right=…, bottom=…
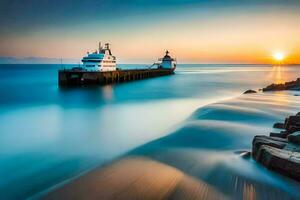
left=245, top=79, right=300, bottom=182
left=252, top=113, right=300, bottom=182
left=262, top=78, right=300, bottom=92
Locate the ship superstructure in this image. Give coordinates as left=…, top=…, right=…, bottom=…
left=82, top=43, right=116, bottom=71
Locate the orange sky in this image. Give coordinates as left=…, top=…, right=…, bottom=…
left=1, top=4, right=300, bottom=64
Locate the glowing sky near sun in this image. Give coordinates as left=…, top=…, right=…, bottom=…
left=1, top=0, right=300, bottom=64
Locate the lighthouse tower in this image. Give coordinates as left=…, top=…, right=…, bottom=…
left=159, top=50, right=176, bottom=69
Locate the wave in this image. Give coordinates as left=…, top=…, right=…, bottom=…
left=125, top=92, right=300, bottom=199
left=44, top=92, right=300, bottom=199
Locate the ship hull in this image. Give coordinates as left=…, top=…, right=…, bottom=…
left=58, top=68, right=175, bottom=86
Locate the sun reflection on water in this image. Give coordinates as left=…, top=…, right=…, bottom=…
left=268, top=65, right=292, bottom=84
left=274, top=65, right=283, bottom=84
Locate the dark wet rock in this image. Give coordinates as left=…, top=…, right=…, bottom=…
left=285, top=115, right=300, bottom=129
left=243, top=89, right=257, bottom=94
left=234, top=150, right=251, bottom=159
left=240, top=151, right=251, bottom=159
left=273, top=122, right=285, bottom=129
left=288, top=132, right=300, bottom=145
left=262, top=83, right=285, bottom=92
left=269, top=132, right=287, bottom=138
left=268, top=114, right=300, bottom=138
left=262, top=78, right=300, bottom=92
left=287, top=125, right=300, bottom=135
left=252, top=112, right=300, bottom=182
left=252, top=135, right=287, bottom=159
left=255, top=145, right=300, bottom=181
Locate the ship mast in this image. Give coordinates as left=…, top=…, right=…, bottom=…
left=105, top=43, right=112, bottom=55
left=99, top=42, right=102, bottom=52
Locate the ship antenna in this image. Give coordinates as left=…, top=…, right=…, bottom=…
left=105, top=43, right=110, bottom=49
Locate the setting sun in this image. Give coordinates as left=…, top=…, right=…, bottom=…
left=273, top=52, right=285, bottom=61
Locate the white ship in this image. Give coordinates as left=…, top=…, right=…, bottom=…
left=82, top=43, right=117, bottom=71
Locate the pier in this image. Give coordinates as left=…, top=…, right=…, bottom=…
left=58, top=68, right=174, bottom=86
left=58, top=43, right=176, bottom=86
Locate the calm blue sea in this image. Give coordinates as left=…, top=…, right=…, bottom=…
left=1, top=64, right=300, bottom=199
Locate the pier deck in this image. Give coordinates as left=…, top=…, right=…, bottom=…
left=58, top=68, right=174, bottom=86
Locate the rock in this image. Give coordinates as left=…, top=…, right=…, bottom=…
left=262, top=83, right=285, bottom=92
left=287, top=125, right=300, bottom=135
left=235, top=150, right=251, bottom=158
left=243, top=89, right=257, bottom=94
left=288, top=132, right=300, bottom=145
left=285, top=115, right=300, bottom=130
left=262, top=78, right=300, bottom=92
left=240, top=151, right=251, bottom=159
left=252, top=135, right=288, bottom=159
left=270, top=132, right=287, bottom=138
left=252, top=113, right=300, bottom=182
left=255, top=145, right=300, bottom=181
left=273, top=122, right=285, bottom=129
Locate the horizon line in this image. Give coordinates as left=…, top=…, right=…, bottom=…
left=1, top=63, right=300, bottom=65
left=0, top=56, right=298, bottom=65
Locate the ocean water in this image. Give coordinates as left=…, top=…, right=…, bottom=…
left=0, top=64, right=300, bottom=199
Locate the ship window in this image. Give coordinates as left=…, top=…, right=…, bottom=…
left=102, top=60, right=116, bottom=63
left=83, top=60, right=101, bottom=62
